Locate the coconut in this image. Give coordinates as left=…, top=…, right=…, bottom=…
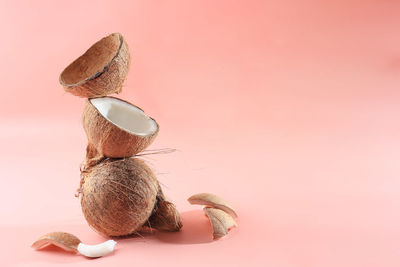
left=80, top=157, right=182, bottom=237
left=32, top=232, right=81, bottom=253
left=59, top=33, right=130, bottom=98
left=145, top=185, right=182, bottom=232
left=82, top=96, right=159, bottom=164
left=203, top=207, right=237, bottom=240
left=32, top=232, right=117, bottom=258
left=80, top=158, right=158, bottom=237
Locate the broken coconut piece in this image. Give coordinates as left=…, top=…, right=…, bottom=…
left=59, top=32, right=130, bottom=98
left=188, top=193, right=237, bottom=218
left=145, top=185, right=182, bottom=232
left=83, top=96, right=159, bottom=162
left=203, top=208, right=237, bottom=240
left=32, top=232, right=80, bottom=253
left=31, top=232, right=116, bottom=258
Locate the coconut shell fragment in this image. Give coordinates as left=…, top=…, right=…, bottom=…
left=145, top=186, right=182, bottom=232
left=32, top=232, right=81, bottom=253
left=203, top=208, right=237, bottom=240
left=59, top=33, right=130, bottom=98
left=32, top=232, right=117, bottom=258
left=83, top=97, right=159, bottom=162
left=188, top=193, right=237, bottom=218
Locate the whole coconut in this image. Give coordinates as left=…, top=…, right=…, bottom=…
left=80, top=158, right=159, bottom=237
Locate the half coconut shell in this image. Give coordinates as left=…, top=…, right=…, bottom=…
left=59, top=33, right=130, bottom=98
left=83, top=96, right=159, bottom=162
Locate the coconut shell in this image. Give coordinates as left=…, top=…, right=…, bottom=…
left=203, top=208, right=237, bottom=240
left=59, top=33, right=130, bottom=98
left=82, top=97, right=159, bottom=162
left=145, top=185, right=182, bottom=232
left=188, top=193, right=237, bottom=218
left=32, top=232, right=81, bottom=253
left=80, top=158, right=159, bottom=237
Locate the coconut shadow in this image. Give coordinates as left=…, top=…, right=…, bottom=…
left=153, top=210, right=213, bottom=245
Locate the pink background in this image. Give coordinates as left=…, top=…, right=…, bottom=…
left=1, top=0, right=400, bottom=266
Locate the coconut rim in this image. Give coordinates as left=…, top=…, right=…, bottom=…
left=88, top=96, right=159, bottom=137
left=59, top=33, right=124, bottom=88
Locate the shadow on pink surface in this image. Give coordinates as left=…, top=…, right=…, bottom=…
left=154, top=210, right=213, bottom=245
left=32, top=245, right=116, bottom=261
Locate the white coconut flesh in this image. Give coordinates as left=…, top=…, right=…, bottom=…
left=77, top=240, right=117, bottom=258
left=90, top=97, right=157, bottom=136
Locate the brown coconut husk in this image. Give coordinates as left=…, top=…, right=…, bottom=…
left=82, top=97, right=159, bottom=163
left=59, top=33, right=130, bottom=98
left=144, top=184, right=182, bottom=232
left=31, top=232, right=81, bottom=252
left=80, top=158, right=159, bottom=237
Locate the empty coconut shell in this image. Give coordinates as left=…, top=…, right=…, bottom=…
left=59, top=33, right=130, bottom=98
left=82, top=96, right=159, bottom=162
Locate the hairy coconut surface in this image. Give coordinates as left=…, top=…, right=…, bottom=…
left=59, top=33, right=130, bottom=98
left=82, top=97, right=159, bottom=163
left=145, top=185, right=182, bottom=232
left=80, top=158, right=159, bottom=237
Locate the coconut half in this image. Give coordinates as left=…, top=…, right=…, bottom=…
left=59, top=33, right=130, bottom=98
left=83, top=96, right=159, bottom=162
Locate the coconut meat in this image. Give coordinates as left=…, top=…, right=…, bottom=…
left=90, top=97, right=157, bottom=136
left=77, top=240, right=116, bottom=258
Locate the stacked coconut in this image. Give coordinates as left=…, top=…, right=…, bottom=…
left=59, top=33, right=182, bottom=237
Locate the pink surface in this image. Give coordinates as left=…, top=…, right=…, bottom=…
left=1, top=0, right=400, bottom=266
